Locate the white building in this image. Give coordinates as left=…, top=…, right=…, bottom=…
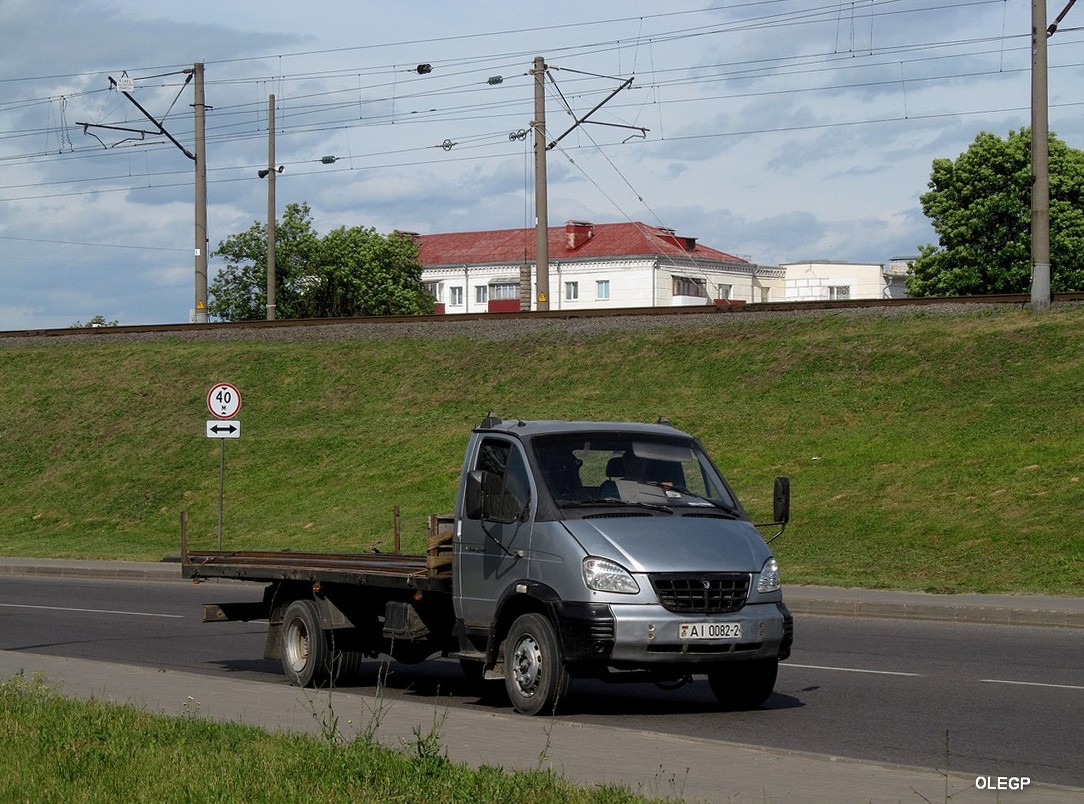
left=415, top=221, right=785, bottom=314
left=781, top=260, right=910, bottom=301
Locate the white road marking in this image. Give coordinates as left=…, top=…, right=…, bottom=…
left=783, top=662, right=922, bottom=677
left=981, top=679, right=1084, bottom=691
left=0, top=602, right=183, bottom=619
left=784, top=663, right=1081, bottom=688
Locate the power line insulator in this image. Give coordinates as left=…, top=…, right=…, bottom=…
left=416, top=63, right=432, bottom=75
left=320, top=155, right=338, bottom=164
left=487, top=75, right=504, bottom=85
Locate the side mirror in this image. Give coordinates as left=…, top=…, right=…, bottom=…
left=773, top=476, right=790, bottom=525
left=465, top=470, right=485, bottom=520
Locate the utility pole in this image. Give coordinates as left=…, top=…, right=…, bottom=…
left=79, top=65, right=209, bottom=323
left=264, top=94, right=277, bottom=321
left=531, top=56, right=550, bottom=312
left=1030, top=1, right=1051, bottom=311
left=193, top=63, right=209, bottom=323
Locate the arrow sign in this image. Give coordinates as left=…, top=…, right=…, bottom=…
left=206, top=420, right=241, bottom=439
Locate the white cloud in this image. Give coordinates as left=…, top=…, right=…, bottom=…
left=1, top=0, right=1082, bottom=328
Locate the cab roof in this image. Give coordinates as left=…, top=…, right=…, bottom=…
left=473, top=415, right=691, bottom=440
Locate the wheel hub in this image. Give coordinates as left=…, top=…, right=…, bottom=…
left=511, top=634, right=542, bottom=696
left=286, top=620, right=310, bottom=672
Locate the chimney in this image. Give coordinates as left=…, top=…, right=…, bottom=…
left=565, top=220, right=594, bottom=250
left=655, top=227, right=697, bottom=252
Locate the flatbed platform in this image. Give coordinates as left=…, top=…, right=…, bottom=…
left=180, top=514, right=454, bottom=593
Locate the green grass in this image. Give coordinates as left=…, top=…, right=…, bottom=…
left=2, top=303, right=1082, bottom=595
left=0, top=672, right=652, bottom=803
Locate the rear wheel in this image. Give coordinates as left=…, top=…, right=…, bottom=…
left=281, top=599, right=329, bottom=687
left=280, top=599, right=363, bottom=687
left=707, top=658, right=778, bottom=710
left=504, top=613, right=570, bottom=716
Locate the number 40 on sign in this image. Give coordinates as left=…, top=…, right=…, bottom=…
left=207, top=383, right=242, bottom=419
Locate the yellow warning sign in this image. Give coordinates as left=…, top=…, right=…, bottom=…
left=538, top=293, right=547, bottom=303
left=196, top=299, right=206, bottom=309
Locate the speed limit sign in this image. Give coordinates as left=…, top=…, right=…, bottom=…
left=207, top=383, right=242, bottom=419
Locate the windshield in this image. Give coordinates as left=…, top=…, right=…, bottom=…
left=531, top=432, right=739, bottom=512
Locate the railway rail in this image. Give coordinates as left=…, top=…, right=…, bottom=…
left=4, top=292, right=1082, bottom=341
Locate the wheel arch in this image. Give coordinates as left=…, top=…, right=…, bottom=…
left=485, top=581, right=562, bottom=670
left=261, top=581, right=354, bottom=661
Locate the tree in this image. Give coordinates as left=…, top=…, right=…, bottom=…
left=301, top=226, right=434, bottom=318
left=71, top=315, right=118, bottom=328
left=908, top=128, right=1084, bottom=296
left=208, top=202, right=321, bottom=321
left=208, top=203, right=433, bottom=320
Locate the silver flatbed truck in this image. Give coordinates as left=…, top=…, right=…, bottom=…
left=183, top=416, right=793, bottom=715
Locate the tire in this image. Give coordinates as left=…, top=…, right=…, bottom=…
left=281, top=599, right=331, bottom=688
left=707, top=658, right=779, bottom=710
left=333, top=649, right=364, bottom=683
left=504, top=613, right=571, bottom=716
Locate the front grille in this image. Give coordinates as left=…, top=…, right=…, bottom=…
left=650, top=573, right=751, bottom=614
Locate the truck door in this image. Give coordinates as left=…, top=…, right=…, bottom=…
left=455, top=436, right=534, bottom=628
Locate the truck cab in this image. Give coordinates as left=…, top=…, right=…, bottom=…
left=455, top=416, right=792, bottom=715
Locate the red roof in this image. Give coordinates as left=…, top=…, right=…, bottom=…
left=415, top=221, right=748, bottom=267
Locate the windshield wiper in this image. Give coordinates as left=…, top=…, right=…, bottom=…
left=559, top=498, right=673, bottom=514
left=638, top=482, right=742, bottom=517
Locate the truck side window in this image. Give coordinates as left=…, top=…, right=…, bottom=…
left=476, top=439, right=530, bottom=520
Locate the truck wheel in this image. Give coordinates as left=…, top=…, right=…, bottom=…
left=281, top=600, right=331, bottom=687
left=504, top=613, right=570, bottom=716
left=707, top=658, right=778, bottom=710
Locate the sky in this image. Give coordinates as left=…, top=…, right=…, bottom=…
left=1, top=0, right=1082, bottom=329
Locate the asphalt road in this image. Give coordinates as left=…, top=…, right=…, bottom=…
left=1, top=574, right=1080, bottom=789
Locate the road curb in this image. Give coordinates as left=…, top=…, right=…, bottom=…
left=784, top=584, right=1084, bottom=629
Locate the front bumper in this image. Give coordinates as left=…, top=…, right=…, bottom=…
left=553, top=599, right=792, bottom=666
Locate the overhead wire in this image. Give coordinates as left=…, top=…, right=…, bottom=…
left=0, top=1, right=1079, bottom=207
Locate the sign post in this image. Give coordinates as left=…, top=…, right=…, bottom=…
left=206, top=383, right=242, bottom=548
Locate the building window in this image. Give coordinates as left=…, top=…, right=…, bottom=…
left=596, top=280, right=610, bottom=300
left=491, top=283, right=518, bottom=300
left=673, top=276, right=707, bottom=297
left=565, top=281, right=579, bottom=301
left=829, top=285, right=851, bottom=301
left=449, top=286, right=464, bottom=306
left=475, top=285, right=489, bottom=304
left=422, top=282, right=440, bottom=300
left=716, top=283, right=732, bottom=300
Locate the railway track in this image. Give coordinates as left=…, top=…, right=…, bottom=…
left=4, top=292, right=1082, bottom=340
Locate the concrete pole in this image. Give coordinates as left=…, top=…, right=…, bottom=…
left=1031, top=1, right=1051, bottom=310
left=532, top=56, right=550, bottom=312
left=193, top=63, right=209, bottom=323
left=266, top=94, right=277, bottom=321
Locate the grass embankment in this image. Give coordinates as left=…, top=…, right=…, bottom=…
left=2, top=304, right=1082, bottom=595
left=0, top=673, right=651, bottom=803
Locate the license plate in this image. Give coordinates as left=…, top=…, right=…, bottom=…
left=679, top=622, right=741, bottom=640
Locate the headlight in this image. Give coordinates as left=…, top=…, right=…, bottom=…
left=757, top=557, right=781, bottom=593
left=583, top=557, right=640, bottom=594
